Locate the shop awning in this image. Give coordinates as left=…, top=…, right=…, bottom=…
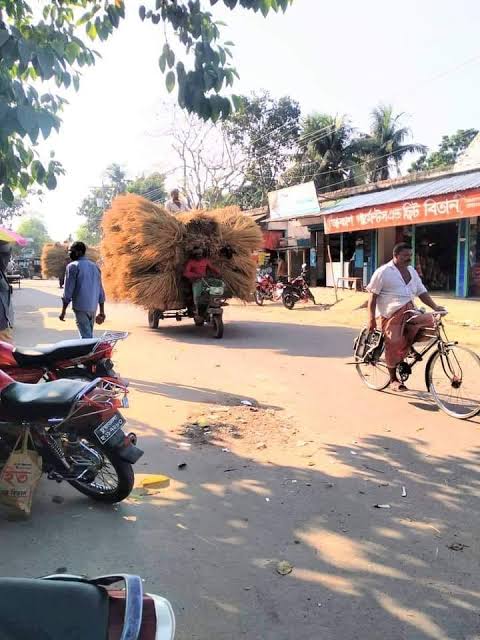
left=262, top=230, right=283, bottom=249
left=322, top=170, right=480, bottom=234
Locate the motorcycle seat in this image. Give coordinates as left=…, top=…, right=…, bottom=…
left=0, top=578, right=108, bottom=640
left=13, top=338, right=99, bottom=367
left=0, top=378, right=87, bottom=419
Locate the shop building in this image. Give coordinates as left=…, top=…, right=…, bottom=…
left=301, top=168, right=480, bottom=297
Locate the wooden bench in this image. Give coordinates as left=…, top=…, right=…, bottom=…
left=337, top=276, right=363, bottom=291
left=7, top=274, right=22, bottom=289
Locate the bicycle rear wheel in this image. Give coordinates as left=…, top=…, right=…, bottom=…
left=426, top=345, right=480, bottom=419
left=355, top=352, right=391, bottom=391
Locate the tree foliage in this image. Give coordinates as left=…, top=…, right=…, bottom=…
left=0, top=0, right=293, bottom=204
left=127, top=172, right=167, bottom=203
left=77, top=163, right=126, bottom=245
left=15, top=215, right=50, bottom=255
left=0, top=197, right=25, bottom=224
left=223, top=92, right=301, bottom=208
left=409, top=129, right=479, bottom=173
left=284, top=114, right=357, bottom=192
left=354, top=104, right=426, bottom=182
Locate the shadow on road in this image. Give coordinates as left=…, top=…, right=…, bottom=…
left=128, top=379, right=282, bottom=410
left=0, top=421, right=479, bottom=640
left=148, top=320, right=357, bottom=358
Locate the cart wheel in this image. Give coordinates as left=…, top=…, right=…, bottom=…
left=212, top=315, right=224, bottom=339
left=148, top=309, right=160, bottom=329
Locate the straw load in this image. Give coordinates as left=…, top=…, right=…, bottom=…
left=101, top=194, right=263, bottom=310
left=41, top=243, right=100, bottom=279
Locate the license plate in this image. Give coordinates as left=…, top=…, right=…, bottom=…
left=94, top=412, right=126, bottom=444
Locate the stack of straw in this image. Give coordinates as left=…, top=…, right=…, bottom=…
left=101, top=194, right=263, bottom=310
left=41, top=243, right=100, bottom=279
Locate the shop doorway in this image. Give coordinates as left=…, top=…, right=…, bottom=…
left=415, top=221, right=457, bottom=292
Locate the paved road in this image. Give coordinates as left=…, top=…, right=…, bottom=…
left=1, top=280, right=479, bottom=640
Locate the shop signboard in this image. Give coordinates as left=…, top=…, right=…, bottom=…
left=268, top=182, right=320, bottom=220
left=323, top=189, right=480, bottom=234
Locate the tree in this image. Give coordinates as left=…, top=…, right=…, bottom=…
left=76, top=222, right=98, bottom=246
left=223, top=92, right=301, bottom=208
left=167, top=109, right=243, bottom=208
left=16, top=215, right=50, bottom=255
left=409, top=129, right=479, bottom=173
left=127, top=172, right=167, bottom=203
left=284, top=114, right=357, bottom=193
left=0, top=1, right=293, bottom=204
left=0, top=197, right=25, bottom=224
left=355, top=104, right=426, bottom=182
left=77, top=164, right=127, bottom=245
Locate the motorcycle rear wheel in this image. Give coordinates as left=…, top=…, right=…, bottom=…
left=283, top=294, right=296, bottom=310
left=68, top=439, right=134, bottom=503
left=254, top=290, right=264, bottom=306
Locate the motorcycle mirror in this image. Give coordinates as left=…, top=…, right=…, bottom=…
left=302, top=263, right=307, bottom=269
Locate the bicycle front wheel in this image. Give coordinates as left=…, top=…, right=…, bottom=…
left=426, top=345, right=480, bottom=419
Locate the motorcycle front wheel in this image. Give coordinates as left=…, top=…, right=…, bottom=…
left=212, top=315, right=224, bottom=339
left=254, top=290, right=264, bottom=306
left=68, top=439, right=134, bottom=504
left=283, top=293, right=296, bottom=310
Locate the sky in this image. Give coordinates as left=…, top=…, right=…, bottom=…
left=19, top=0, right=480, bottom=240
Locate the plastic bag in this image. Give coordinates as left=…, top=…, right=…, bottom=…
left=0, top=428, right=42, bottom=515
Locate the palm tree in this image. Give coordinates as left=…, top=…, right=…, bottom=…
left=284, top=114, right=357, bottom=192
left=355, top=104, right=426, bottom=182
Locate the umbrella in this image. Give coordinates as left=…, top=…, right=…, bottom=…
left=0, top=226, right=28, bottom=246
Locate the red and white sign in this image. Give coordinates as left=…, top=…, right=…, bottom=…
left=323, top=189, right=480, bottom=234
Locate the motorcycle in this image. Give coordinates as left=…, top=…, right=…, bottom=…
left=282, top=264, right=316, bottom=310
left=254, top=274, right=284, bottom=306
left=0, top=573, right=175, bottom=639
left=0, top=330, right=128, bottom=384
left=0, top=370, right=142, bottom=503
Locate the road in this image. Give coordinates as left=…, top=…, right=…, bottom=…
left=1, top=280, right=480, bottom=640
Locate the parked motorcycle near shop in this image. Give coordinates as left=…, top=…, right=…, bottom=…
left=254, top=274, right=284, bottom=305
left=282, top=264, right=316, bottom=310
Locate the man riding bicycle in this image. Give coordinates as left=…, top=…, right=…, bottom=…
left=366, top=242, right=445, bottom=392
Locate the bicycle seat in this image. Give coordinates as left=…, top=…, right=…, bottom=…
left=13, top=338, right=99, bottom=367
left=0, top=578, right=108, bottom=640
left=0, top=379, right=87, bottom=419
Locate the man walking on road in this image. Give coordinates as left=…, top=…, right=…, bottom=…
left=366, top=242, right=445, bottom=392
left=0, top=242, right=14, bottom=343
left=59, top=242, right=106, bottom=339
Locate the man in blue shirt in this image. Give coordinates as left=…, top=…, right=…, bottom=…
left=59, top=241, right=106, bottom=338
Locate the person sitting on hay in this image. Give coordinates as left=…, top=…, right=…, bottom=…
left=183, top=247, right=221, bottom=318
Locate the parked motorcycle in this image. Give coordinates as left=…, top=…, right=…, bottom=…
left=0, top=330, right=128, bottom=384
left=0, top=573, right=175, bottom=639
left=282, top=264, right=316, bottom=310
left=0, top=370, right=142, bottom=503
left=254, top=274, right=284, bottom=306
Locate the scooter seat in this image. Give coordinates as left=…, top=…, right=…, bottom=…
left=0, top=379, right=87, bottom=419
left=13, top=338, right=99, bottom=367
left=0, top=578, right=109, bottom=640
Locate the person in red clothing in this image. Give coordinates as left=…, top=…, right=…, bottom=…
left=183, top=248, right=221, bottom=315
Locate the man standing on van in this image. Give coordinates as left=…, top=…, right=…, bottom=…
left=59, top=242, right=106, bottom=338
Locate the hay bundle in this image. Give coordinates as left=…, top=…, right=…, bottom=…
left=101, top=194, right=263, bottom=308
left=41, top=243, right=68, bottom=279
left=41, top=242, right=101, bottom=279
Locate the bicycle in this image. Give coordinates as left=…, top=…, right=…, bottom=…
left=353, top=310, right=480, bottom=419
